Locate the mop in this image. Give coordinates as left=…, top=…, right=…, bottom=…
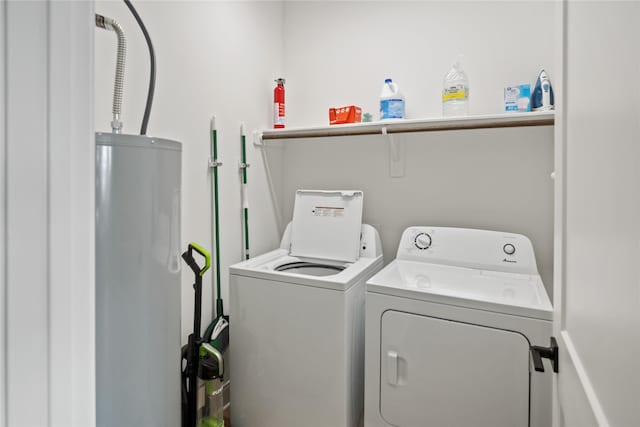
left=202, top=117, right=229, bottom=355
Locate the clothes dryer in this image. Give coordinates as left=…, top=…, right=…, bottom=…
left=365, top=227, right=553, bottom=427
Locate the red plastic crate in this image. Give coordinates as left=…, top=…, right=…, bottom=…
left=329, top=105, right=362, bottom=125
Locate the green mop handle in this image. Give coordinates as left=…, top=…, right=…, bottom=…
left=241, top=124, right=250, bottom=260
left=210, top=117, right=224, bottom=318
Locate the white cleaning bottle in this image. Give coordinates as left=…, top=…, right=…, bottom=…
left=442, top=58, right=469, bottom=117
left=380, top=78, right=405, bottom=120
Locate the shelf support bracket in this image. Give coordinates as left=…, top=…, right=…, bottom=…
left=253, top=130, right=264, bottom=147
left=382, top=127, right=405, bottom=178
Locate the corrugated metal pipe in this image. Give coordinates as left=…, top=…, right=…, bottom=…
left=95, top=14, right=126, bottom=133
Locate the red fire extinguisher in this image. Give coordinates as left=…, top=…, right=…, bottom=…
left=273, top=78, right=285, bottom=129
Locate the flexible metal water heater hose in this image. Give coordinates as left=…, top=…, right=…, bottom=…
left=95, top=14, right=126, bottom=133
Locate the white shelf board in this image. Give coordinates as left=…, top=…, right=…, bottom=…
left=260, top=111, right=554, bottom=141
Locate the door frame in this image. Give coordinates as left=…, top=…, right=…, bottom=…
left=1, top=2, right=95, bottom=426
left=0, top=1, right=6, bottom=423
left=553, top=2, right=610, bottom=425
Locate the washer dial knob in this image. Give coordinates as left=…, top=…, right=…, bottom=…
left=414, top=233, right=432, bottom=250
left=503, top=243, right=516, bottom=255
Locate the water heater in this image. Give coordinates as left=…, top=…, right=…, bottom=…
left=95, top=133, right=182, bottom=426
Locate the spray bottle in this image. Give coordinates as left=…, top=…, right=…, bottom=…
left=273, top=78, right=285, bottom=128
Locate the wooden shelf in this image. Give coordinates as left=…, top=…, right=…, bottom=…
left=260, top=111, right=554, bottom=141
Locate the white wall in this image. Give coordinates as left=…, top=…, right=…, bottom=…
left=284, top=1, right=557, bottom=126
left=271, top=1, right=556, bottom=292
left=95, top=0, right=283, bottom=341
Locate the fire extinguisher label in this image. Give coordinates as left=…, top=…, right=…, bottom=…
left=273, top=103, right=285, bottom=126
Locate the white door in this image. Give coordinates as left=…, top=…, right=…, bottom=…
left=380, top=311, right=530, bottom=427
left=554, top=1, right=640, bottom=426
left=1, top=2, right=95, bottom=426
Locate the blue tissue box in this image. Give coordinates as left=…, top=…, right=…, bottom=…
left=504, top=84, right=531, bottom=112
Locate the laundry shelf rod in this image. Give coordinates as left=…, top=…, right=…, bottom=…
left=259, top=111, right=554, bottom=141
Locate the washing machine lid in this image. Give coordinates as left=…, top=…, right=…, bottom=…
left=290, top=190, right=364, bottom=263
left=367, top=260, right=553, bottom=320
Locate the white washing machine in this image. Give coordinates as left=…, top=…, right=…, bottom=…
left=364, top=227, right=553, bottom=427
left=230, top=190, right=383, bottom=427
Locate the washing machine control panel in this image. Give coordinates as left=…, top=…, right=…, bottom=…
left=397, top=226, right=539, bottom=275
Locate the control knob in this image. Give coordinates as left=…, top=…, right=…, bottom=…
left=503, top=243, right=516, bottom=255
left=414, top=233, right=432, bottom=250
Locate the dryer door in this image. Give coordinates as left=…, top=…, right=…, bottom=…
left=380, top=310, right=530, bottom=427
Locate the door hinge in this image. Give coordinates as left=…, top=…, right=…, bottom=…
left=530, top=336, right=559, bottom=373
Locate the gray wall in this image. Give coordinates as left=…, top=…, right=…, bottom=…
left=265, top=126, right=554, bottom=296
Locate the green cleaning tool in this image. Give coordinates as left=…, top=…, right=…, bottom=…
left=240, top=123, right=250, bottom=260
left=201, top=117, right=230, bottom=351
left=196, top=343, right=225, bottom=427
left=181, top=243, right=211, bottom=427
left=196, top=342, right=224, bottom=427
left=180, top=243, right=227, bottom=427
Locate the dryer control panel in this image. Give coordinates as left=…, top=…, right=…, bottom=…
left=397, top=226, right=539, bottom=275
